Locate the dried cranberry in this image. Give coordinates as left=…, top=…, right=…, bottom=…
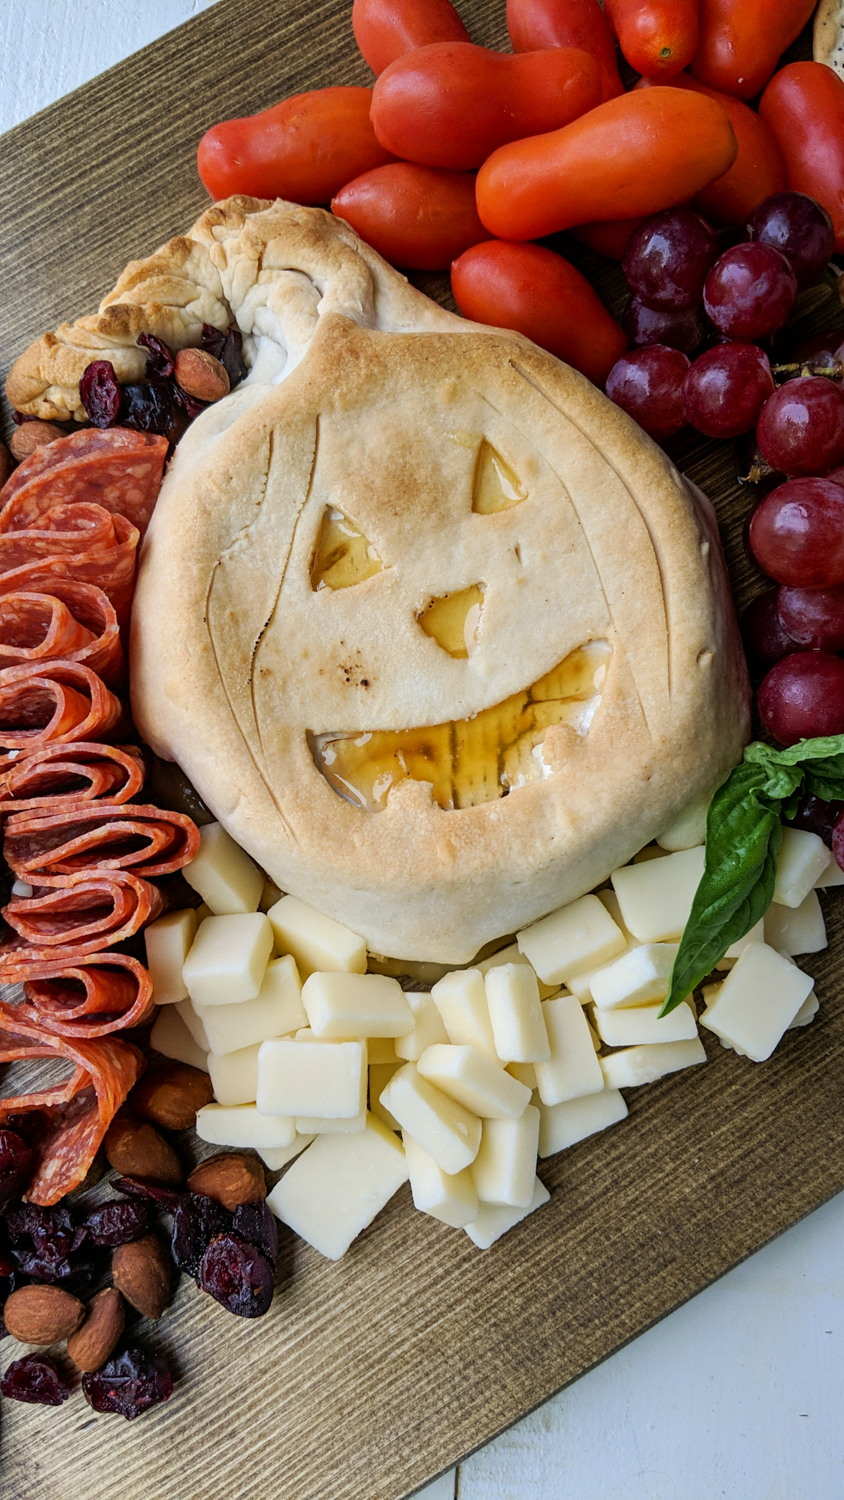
left=0, top=1128, right=32, bottom=1211
left=119, top=381, right=176, bottom=437
left=232, top=1200, right=278, bottom=1269
left=113, top=1176, right=182, bottom=1211
left=5, top=1202, right=91, bottom=1285
left=80, top=360, right=123, bottom=427
left=1, top=1352, right=71, bottom=1406
left=171, top=1193, right=230, bottom=1280
left=172, top=383, right=208, bottom=421
left=12, top=411, right=39, bottom=425
left=137, top=332, right=175, bottom=381
left=85, top=1198, right=150, bottom=1247
left=200, top=1233, right=274, bottom=1318
left=201, top=323, right=246, bottom=388
left=82, top=1346, right=173, bottom=1420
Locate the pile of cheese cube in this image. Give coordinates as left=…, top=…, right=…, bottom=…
left=145, top=818, right=838, bottom=1263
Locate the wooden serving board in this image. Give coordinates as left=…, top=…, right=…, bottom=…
left=1, top=5, right=843, bottom=1498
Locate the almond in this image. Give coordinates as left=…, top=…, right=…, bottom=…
left=174, top=348, right=230, bottom=404
left=187, top=1151, right=266, bottom=1212
left=104, top=1115, right=184, bottom=1185
left=112, top=1233, right=172, bottom=1320
left=4, top=1284, right=84, bottom=1345
left=67, top=1287, right=125, bottom=1372
left=9, top=420, right=65, bottom=462
left=129, top=1062, right=214, bottom=1132
left=0, top=441, right=13, bottom=488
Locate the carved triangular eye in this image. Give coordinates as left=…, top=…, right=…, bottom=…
left=472, top=440, right=527, bottom=514
left=310, top=507, right=383, bottom=591
left=417, top=584, right=485, bottom=658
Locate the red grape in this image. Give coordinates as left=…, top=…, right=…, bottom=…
left=622, top=209, right=719, bottom=313
left=756, top=377, right=844, bottom=477
left=825, top=463, right=844, bottom=489
left=747, top=192, right=835, bottom=290
left=703, top=243, right=797, bottom=341
left=758, top=651, right=844, bottom=745
left=741, top=589, right=799, bottom=672
left=792, top=330, right=844, bottom=368
left=749, top=478, right=844, bottom=586
left=605, top=346, right=689, bottom=440
left=778, top=583, right=844, bottom=651
left=682, top=343, right=774, bottom=439
left=832, top=811, right=844, bottom=874
left=622, top=298, right=708, bottom=354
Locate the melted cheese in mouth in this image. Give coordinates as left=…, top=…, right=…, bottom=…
left=309, top=641, right=611, bottom=813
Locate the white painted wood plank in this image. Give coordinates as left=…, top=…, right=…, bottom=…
left=415, top=1473, right=456, bottom=1500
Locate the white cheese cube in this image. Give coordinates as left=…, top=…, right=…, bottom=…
left=507, top=1061, right=537, bottom=1089
left=715, top=917, right=766, bottom=970
left=566, top=891, right=639, bottom=1004
left=195, top=1102, right=297, bottom=1149
left=477, top=943, right=559, bottom=998
left=591, top=1000, right=697, bottom=1048
left=533, top=994, right=605, bottom=1106
left=370, top=1062, right=401, bottom=1131
left=295, top=1111, right=367, bottom=1134
left=256, top=1036, right=367, bottom=1118
left=207, top=1042, right=261, bottom=1105
left=657, top=799, right=708, bottom=851
left=484, top=964, right=550, bottom=1063
left=538, top=1088, right=628, bottom=1157
left=267, top=1114, right=408, bottom=1260
left=175, top=998, right=210, bottom=1051
left=471, top=1106, right=540, bottom=1208
left=403, top=1134, right=479, bottom=1227
left=194, top=954, right=305, bottom=1055
left=267, top=894, right=366, bottom=978
left=183, top=821, right=264, bottom=915
left=182, top=912, right=274, bottom=1007
left=596, top=887, right=634, bottom=941
left=430, top=969, right=497, bottom=1058
left=590, top=943, right=679, bottom=1011
left=517, top=895, right=626, bottom=985
left=259, top=878, right=283, bottom=913
left=764, top=890, right=827, bottom=956
left=464, top=1176, right=550, bottom=1249
left=815, top=855, right=844, bottom=888
left=790, top=993, right=819, bottom=1029
left=394, top=991, right=450, bottom=1061
left=150, top=1005, right=208, bottom=1072
left=611, top=845, right=706, bottom=942
left=379, top=1063, right=481, bottom=1174
left=700, top=942, right=814, bottom=1062
left=302, top=971, right=413, bottom=1039
left=599, top=1037, right=706, bottom=1089
left=144, top=908, right=197, bottom=1004
left=258, top=1135, right=315, bottom=1171
left=368, top=1037, right=399, bottom=1064
left=773, top=826, right=832, bottom=908
left=417, top=1045, right=531, bottom=1120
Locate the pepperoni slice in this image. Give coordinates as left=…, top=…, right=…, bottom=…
left=0, top=870, right=163, bottom=958
left=17, top=953, right=154, bottom=1039
left=0, top=585, right=123, bottom=684
left=0, top=429, right=168, bottom=538
left=4, top=802, right=200, bottom=879
left=0, top=1009, right=143, bottom=1204
left=0, top=661, right=121, bottom=749
left=0, top=509, right=140, bottom=623
left=0, top=743, right=145, bottom=815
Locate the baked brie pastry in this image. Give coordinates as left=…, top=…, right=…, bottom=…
left=8, top=197, right=750, bottom=962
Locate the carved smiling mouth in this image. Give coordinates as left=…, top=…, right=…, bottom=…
left=309, top=640, right=611, bottom=812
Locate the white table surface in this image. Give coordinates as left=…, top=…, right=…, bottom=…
left=2, top=6, right=843, bottom=1497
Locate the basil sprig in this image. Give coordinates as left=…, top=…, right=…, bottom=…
left=661, top=735, right=844, bottom=1016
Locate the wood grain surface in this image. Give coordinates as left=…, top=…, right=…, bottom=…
left=1, top=4, right=843, bottom=1499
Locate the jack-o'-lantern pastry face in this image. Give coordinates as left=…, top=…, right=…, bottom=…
left=120, top=200, right=749, bottom=962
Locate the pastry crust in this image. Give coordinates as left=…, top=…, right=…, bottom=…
left=122, top=200, right=749, bottom=962
left=815, top=0, right=844, bottom=78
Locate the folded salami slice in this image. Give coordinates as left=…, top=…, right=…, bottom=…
left=17, top=953, right=154, bottom=1039
left=0, top=507, right=140, bottom=622
left=5, top=801, right=199, bottom=879
left=0, top=428, right=168, bottom=538
left=0, top=869, right=163, bottom=958
left=0, top=1009, right=143, bottom=1204
left=0, top=661, right=121, bottom=749
left=0, top=583, right=123, bottom=683
left=0, top=742, right=145, bottom=815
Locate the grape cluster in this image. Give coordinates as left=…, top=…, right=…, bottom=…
left=606, top=191, right=838, bottom=445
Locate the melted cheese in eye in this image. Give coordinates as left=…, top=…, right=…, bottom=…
left=417, top=585, right=485, bottom=658
left=309, top=641, right=611, bottom=813
left=310, top=508, right=383, bottom=591
left=472, top=440, right=527, bottom=514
